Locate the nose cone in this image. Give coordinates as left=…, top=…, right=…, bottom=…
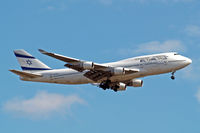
left=175, top=55, right=192, bottom=69
left=185, top=57, right=192, bottom=65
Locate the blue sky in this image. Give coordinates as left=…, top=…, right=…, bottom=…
left=1, top=0, right=200, bottom=133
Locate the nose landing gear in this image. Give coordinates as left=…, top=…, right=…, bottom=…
left=171, top=71, right=175, bottom=80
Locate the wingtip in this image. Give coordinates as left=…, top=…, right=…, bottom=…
left=9, top=69, right=18, bottom=73
left=9, top=69, right=14, bottom=72
left=9, top=69, right=18, bottom=72
left=38, top=49, right=46, bottom=54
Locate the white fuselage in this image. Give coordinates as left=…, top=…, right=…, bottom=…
left=21, top=52, right=192, bottom=85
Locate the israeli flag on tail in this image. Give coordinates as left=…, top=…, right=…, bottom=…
left=14, top=49, right=51, bottom=72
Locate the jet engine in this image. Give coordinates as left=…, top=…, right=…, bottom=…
left=127, top=79, right=143, bottom=87
left=117, top=82, right=127, bottom=90
left=111, top=82, right=127, bottom=91
left=111, top=67, right=125, bottom=75
left=80, top=61, right=94, bottom=69
left=65, top=61, right=94, bottom=72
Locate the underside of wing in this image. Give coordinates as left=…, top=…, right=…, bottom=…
left=84, top=70, right=111, bottom=81
left=84, top=68, right=139, bottom=81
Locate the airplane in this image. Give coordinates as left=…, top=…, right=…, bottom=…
left=9, top=49, right=192, bottom=92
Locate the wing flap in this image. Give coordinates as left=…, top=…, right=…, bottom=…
left=84, top=70, right=111, bottom=81
left=84, top=68, right=139, bottom=81
left=9, top=69, right=42, bottom=78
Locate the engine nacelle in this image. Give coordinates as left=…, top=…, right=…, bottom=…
left=111, top=67, right=125, bottom=75
left=127, top=79, right=143, bottom=87
left=117, top=82, right=127, bottom=91
left=111, top=82, right=126, bottom=91
left=80, top=61, right=94, bottom=70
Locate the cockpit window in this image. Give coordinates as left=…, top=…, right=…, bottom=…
left=174, top=53, right=179, bottom=55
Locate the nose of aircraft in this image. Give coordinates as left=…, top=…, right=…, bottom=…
left=185, top=57, right=192, bottom=65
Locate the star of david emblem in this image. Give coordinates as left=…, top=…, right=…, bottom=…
left=26, top=60, right=32, bottom=65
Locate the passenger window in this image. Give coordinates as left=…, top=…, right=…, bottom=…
left=140, top=59, right=145, bottom=62
left=150, top=58, right=156, bottom=61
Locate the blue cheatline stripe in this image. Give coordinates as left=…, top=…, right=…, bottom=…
left=14, top=53, right=35, bottom=59
left=21, top=67, right=52, bottom=71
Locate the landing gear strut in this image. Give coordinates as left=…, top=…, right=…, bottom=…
left=111, top=85, right=119, bottom=92
left=99, top=80, right=119, bottom=92
left=99, top=80, right=111, bottom=90
left=171, top=71, right=175, bottom=80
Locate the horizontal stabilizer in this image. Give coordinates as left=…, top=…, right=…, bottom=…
left=9, top=69, right=42, bottom=78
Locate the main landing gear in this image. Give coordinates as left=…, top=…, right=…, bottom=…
left=99, top=80, right=119, bottom=92
left=171, top=71, right=175, bottom=80
left=111, top=85, right=119, bottom=92
left=99, top=80, right=111, bottom=90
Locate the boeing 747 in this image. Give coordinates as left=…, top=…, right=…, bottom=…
left=10, top=49, right=192, bottom=92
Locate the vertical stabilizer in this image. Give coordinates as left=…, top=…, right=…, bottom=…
left=14, top=49, right=51, bottom=72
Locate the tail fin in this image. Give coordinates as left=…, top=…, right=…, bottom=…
left=14, top=49, right=51, bottom=72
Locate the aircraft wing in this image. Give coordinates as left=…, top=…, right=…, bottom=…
left=39, top=49, right=139, bottom=81
left=9, top=69, right=42, bottom=78
left=39, top=49, right=81, bottom=63
left=39, top=49, right=108, bottom=70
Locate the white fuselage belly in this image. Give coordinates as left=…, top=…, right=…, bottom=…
left=21, top=53, right=191, bottom=84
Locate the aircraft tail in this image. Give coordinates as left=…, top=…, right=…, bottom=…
left=14, top=49, right=51, bottom=72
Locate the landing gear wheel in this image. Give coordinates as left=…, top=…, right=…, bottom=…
left=171, top=75, right=175, bottom=80
left=111, top=85, right=119, bottom=92
left=114, top=89, right=118, bottom=92
left=171, top=71, right=176, bottom=80
left=102, top=87, right=106, bottom=90
left=99, top=79, right=111, bottom=90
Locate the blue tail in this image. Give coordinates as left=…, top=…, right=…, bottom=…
left=14, top=49, right=52, bottom=72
